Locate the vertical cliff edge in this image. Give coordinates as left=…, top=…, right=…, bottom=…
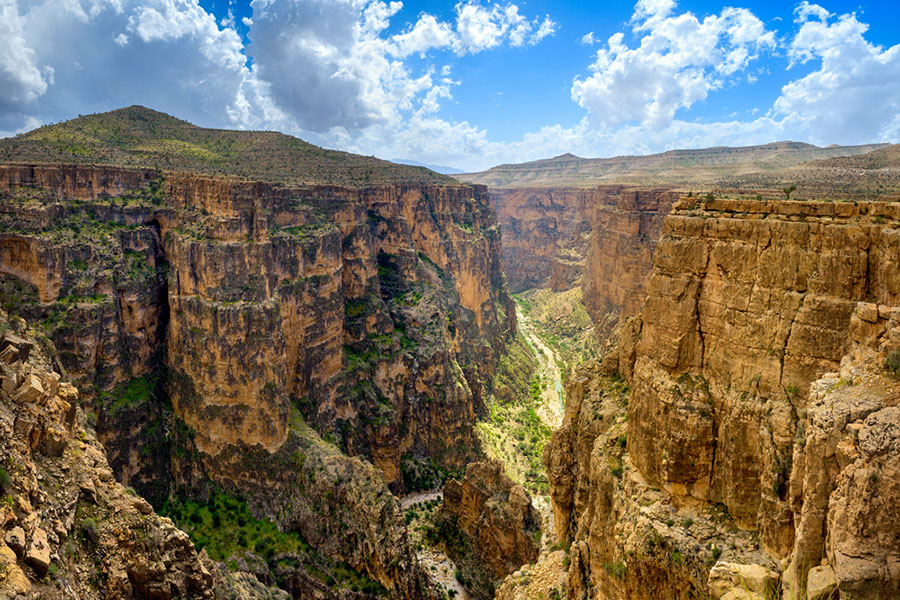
left=0, top=151, right=514, bottom=598
left=543, top=196, right=900, bottom=600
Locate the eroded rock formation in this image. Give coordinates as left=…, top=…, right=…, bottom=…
left=437, top=460, right=541, bottom=599
left=0, top=161, right=515, bottom=599
left=543, top=196, right=900, bottom=599
left=0, top=316, right=216, bottom=600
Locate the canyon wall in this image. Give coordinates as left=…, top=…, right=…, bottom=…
left=0, top=163, right=516, bottom=599
left=545, top=196, right=900, bottom=599
left=490, top=187, right=609, bottom=292
left=490, top=186, right=676, bottom=327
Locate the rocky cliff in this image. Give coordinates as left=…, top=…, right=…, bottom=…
left=0, top=314, right=216, bottom=600
left=580, top=189, right=678, bottom=327
left=490, top=187, right=606, bottom=292
left=544, top=196, right=900, bottom=599
left=0, top=153, right=514, bottom=598
left=436, top=460, right=541, bottom=599
left=489, top=186, right=675, bottom=329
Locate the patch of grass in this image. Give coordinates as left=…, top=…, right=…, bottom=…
left=886, top=349, right=900, bottom=376
left=98, top=374, right=155, bottom=415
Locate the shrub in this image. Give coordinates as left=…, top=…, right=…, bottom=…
left=82, top=518, right=100, bottom=544
left=886, top=349, right=900, bottom=376
left=0, top=468, right=11, bottom=492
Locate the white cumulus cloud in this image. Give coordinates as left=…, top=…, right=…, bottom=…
left=774, top=3, right=900, bottom=145
left=572, top=0, right=775, bottom=130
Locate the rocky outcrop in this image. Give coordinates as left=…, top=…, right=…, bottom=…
left=0, top=163, right=514, bottom=599
left=546, top=197, right=900, bottom=599
left=627, top=197, right=900, bottom=553
left=441, top=460, right=541, bottom=582
left=0, top=315, right=215, bottom=600
left=783, top=303, right=900, bottom=599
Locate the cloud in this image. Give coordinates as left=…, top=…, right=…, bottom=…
left=0, top=0, right=50, bottom=129
left=572, top=0, right=775, bottom=130
left=580, top=31, right=599, bottom=46
left=774, top=3, right=900, bottom=145
left=0, top=0, right=252, bottom=133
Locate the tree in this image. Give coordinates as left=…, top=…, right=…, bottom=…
left=782, top=184, right=797, bottom=200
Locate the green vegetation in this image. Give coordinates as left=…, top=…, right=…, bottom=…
left=514, top=287, right=597, bottom=373
left=161, top=490, right=388, bottom=596
left=482, top=373, right=551, bottom=493
left=98, top=375, right=155, bottom=415
left=0, top=276, right=39, bottom=320
left=477, top=333, right=551, bottom=493
left=886, top=349, right=900, bottom=376
left=602, top=561, right=627, bottom=580
left=0, top=106, right=454, bottom=187
left=400, top=455, right=461, bottom=492
left=0, top=467, right=11, bottom=493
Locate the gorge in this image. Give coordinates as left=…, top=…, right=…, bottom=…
left=1, top=106, right=900, bottom=600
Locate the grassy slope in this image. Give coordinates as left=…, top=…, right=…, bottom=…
left=0, top=106, right=455, bottom=187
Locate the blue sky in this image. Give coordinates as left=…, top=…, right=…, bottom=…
left=2, top=0, right=899, bottom=170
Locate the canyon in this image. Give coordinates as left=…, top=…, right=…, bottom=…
left=2, top=105, right=900, bottom=600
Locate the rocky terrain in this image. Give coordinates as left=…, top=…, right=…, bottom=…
left=456, top=142, right=889, bottom=190
left=534, top=196, right=900, bottom=599
left=436, top=460, right=542, bottom=600
left=0, top=314, right=216, bottom=600
left=0, top=107, right=518, bottom=599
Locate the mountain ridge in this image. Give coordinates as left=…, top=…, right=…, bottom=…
left=0, top=105, right=456, bottom=187
left=456, top=140, right=891, bottom=189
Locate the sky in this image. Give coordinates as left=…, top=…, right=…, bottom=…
left=1, top=0, right=899, bottom=171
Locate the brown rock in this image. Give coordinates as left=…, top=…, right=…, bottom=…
left=805, top=565, right=837, bottom=600
left=0, top=542, right=31, bottom=596
left=3, top=527, right=25, bottom=557
left=707, top=561, right=779, bottom=599
left=441, top=460, right=541, bottom=582
left=12, top=374, right=42, bottom=404
left=25, top=527, right=50, bottom=575
left=858, top=302, right=878, bottom=323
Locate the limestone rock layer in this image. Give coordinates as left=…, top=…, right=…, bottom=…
left=545, top=196, right=900, bottom=599
left=0, top=163, right=515, bottom=599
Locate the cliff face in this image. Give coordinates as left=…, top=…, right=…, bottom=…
left=490, top=187, right=607, bottom=292
left=581, top=189, right=678, bottom=326
left=546, top=197, right=900, bottom=599
left=0, top=163, right=514, bottom=599
left=0, top=315, right=216, bottom=600
left=442, top=460, right=541, bottom=580
left=490, top=186, right=676, bottom=329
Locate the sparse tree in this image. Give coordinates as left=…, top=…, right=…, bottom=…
left=783, top=184, right=797, bottom=200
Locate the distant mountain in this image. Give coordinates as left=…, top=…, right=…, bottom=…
left=455, top=141, right=890, bottom=189
left=389, top=158, right=465, bottom=175
left=0, top=106, right=455, bottom=187
left=723, top=143, right=900, bottom=198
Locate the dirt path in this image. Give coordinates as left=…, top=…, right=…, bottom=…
left=517, top=306, right=564, bottom=429
left=400, top=492, right=471, bottom=600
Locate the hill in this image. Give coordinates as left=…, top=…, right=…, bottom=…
left=724, top=143, right=900, bottom=198
left=456, top=141, right=889, bottom=189
left=0, top=106, right=455, bottom=187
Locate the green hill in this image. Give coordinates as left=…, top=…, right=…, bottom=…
left=0, top=106, right=455, bottom=187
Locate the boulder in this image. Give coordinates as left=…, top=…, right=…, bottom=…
left=25, top=527, right=51, bottom=575
left=3, top=527, right=26, bottom=557
left=708, top=561, right=779, bottom=599
left=806, top=565, right=837, bottom=600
